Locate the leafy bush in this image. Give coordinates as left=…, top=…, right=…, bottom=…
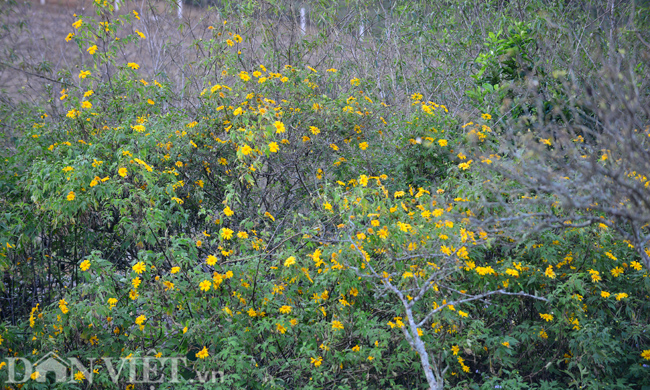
left=0, top=1, right=649, bottom=389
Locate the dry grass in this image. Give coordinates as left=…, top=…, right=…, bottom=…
left=2, top=0, right=448, bottom=112
left=1, top=0, right=223, bottom=101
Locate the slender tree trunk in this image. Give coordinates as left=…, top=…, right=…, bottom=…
left=403, top=305, right=444, bottom=390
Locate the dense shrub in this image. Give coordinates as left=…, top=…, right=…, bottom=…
left=0, top=0, right=649, bottom=389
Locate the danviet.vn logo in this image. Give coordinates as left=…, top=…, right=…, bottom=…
left=4, top=350, right=223, bottom=385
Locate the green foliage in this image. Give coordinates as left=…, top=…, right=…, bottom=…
left=1, top=0, right=649, bottom=389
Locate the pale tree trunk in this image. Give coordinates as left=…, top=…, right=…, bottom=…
left=402, top=304, right=444, bottom=390
left=300, top=7, right=306, bottom=35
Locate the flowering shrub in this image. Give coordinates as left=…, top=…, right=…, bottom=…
left=0, top=1, right=649, bottom=389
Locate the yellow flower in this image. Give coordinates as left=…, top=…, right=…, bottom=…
left=276, top=323, right=287, bottom=334
left=279, top=305, right=292, bottom=314
left=241, top=144, right=253, bottom=155
left=265, top=211, right=275, bottom=221
left=332, top=320, right=344, bottom=331
left=273, top=121, right=286, bottom=134
left=67, top=191, right=76, bottom=201
left=31, top=371, right=41, bottom=380
left=539, top=313, right=553, bottom=322
left=170, top=267, right=180, bottom=274
left=81, top=101, right=92, bottom=109
left=199, top=280, right=211, bottom=292
left=481, top=113, right=492, bottom=120
left=135, top=30, right=146, bottom=39
left=441, top=245, right=453, bottom=256
left=59, top=299, right=69, bottom=314
left=84, top=90, right=94, bottom=97
left=239, top=71, right=250, bottom=81
left=438, top=139, right=448, bottom=146
left=237, top=231, right=248, bottom=239
left=65, top=32, right=75, bottom=42
left=630, top=261, right=642, bottom=271
left=129, top=289, right=139, bottom=300
left=72, top=19, right=82, bottom=29
left=132, top=261, right=146, bottom=274
left=221, top=228, right=234, bottom=240
left=79, top=70, right=91, bottom=79
left=311, top=356, right=323, bottom=367
left=506, top=269, right=519, bottom=277
left=206, top=255, right=217, bottom=266
left=118, top=167, right=127, bottom=177
left=502, top=341, right=510, bottom=348
left=359, top=142, right=369, bottom=150
left=87, top=45, right=97, bottom=55
left=358, top=175, right=369, bottom=187
left=80, top=260, right=91, bottom=271
left=196, top=346, right=209, bottom=359
left=284, top=256, right=296, bottom=267
left=615, top=292, right=628, bottom=301
left=611, top=267, right=624, bottom=277
left=589, top=269, right=601, bottom=282
left=601, top=291, right=610, bottom=298
left=309, top=126, right=320, bottom=135
left=135, top=314, right=146, bottom=325
left=458, top=310, right=468, bottom=318
left=544, top=265, right=556, bottom=279
left=127, top=62, right=140, bottom=70
left=641, top=350, right=650, bottom=360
